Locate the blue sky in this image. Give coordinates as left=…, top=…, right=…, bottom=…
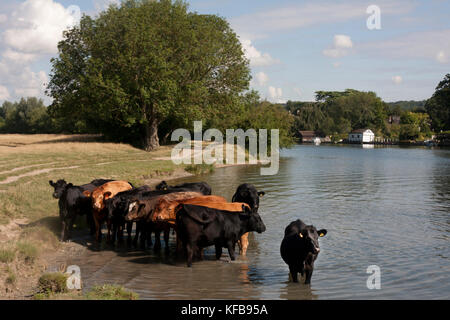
left=0, top=0, right=449, bottom=104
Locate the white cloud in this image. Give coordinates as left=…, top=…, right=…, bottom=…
left=2, top=49, right=36, bottom=63
left=392, top=76, right=403, bottom=84
left=323, top=34, right=353, bottom=58
left=254, top=72, right=269, bottom=86
left=333, top=62, right=341, bottom=68
left=358, top=30, right=450, bottom=64
left=334, top=35, right=353, bottom=49
left=232, top=0, right=416, bottom=37
left=94, top=0, right=121, bottom=13
left=0, top=14, right=7, bottom=24
left=0, top=86, right=10, bottom=100
left=436, top=51, right=448, bottom=63
left=0, top=0, right=78, bottom=103
left=241, top=39, right=280, bottom=67
left=3, top=0, right=80, bottom=55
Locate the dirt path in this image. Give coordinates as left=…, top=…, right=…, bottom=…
left=0, top=163, right=58, bottom=176
left=0, top=166, right=79, bottom=185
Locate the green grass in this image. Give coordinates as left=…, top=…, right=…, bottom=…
left=185, top=163, right=215, bottom=175
left=85, top=284, right=139, bottom=300
left=16, top=241, right=39, bottom=263
left=5, top=268, right=17, bottom=285
left=0, top=247, right=15, bottom=263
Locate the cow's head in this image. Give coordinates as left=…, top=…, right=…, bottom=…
left=83, top=190, right=113, bottom=211
left=49, top=179, right=68, bottom=199
left=240, top=205, right=266, bottom=234
left=232, top=184, right=265, bottom=212
left=126, top=200, right=146, bottom=221
left=105, top=196, right=125, bottom=220
left=299, top=226, right=327, bottom=255
left=155, top=181, right=169, bottom=191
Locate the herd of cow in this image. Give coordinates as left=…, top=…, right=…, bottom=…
left=48, top=178, right=327, bottom=284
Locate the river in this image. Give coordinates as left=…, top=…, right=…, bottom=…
left=68, top=145, right=450, bottom=300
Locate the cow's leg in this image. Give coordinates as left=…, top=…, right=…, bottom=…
left=175, top=230, right=183, bottom=254
left=146, top=224, right=153, bottom=248
left=154, top=228, right=161, bottom=251
left=86, top=212, right=95, bottom=236
left=94, top=213, right=102, bottom=243
left=163, top=227, right=170, bottom=251
left=227, top=241, right=236, bottom=261
left=139, top=223, right=148, bottom=250
left=289, top=265, right=299, bottom=283
left=66, top=215, right=77, bottom=240
left=126, top=221, right=133, bottom=247
left=60, top=220, right=67, bottom=242
left=133, top=222, right=141, bottom=248
left=304, top=254, right=315, bottom=285
left=106, top=219, right=113, bottom=245
left=215, top=244, right=223, bottom=260
left=186, top=242, right=195, bottom=267
left=117, top=222, right=124, bottom=245
left=238, top=233, right=249, bottom=256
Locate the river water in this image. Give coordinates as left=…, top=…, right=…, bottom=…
left=68, top=145, right=450, bottom=300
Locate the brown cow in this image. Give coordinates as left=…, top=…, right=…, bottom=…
left=83, top=181, right=133, bottom=243
left=153, top=196, right=251, bottom=255
left=125, top=191, right=202, bottom=250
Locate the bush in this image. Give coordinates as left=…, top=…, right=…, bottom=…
left=37, top=273, right=68, bottom=295
left=85, top=284, right=139, bottom=300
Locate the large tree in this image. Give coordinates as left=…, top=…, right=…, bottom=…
left=47, top=0, right=250, bottom=150
left=426, top=74, right=450, bottom=132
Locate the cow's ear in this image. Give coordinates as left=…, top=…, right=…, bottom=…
left=83, top=190, right=92, bottom=197
left=67, top=183, right=73, bottom=188
left=103, top=191, right=113, bottom=200
left=258, top=191, right=265, bottom=197
left=317, top=229, right=327, bottom=237
left=49, top=180, right=55, bottom=187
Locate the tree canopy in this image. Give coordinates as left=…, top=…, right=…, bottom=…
left=426, top=73, right=450, bottom=132
left=47, top=0, right=251, bottom=150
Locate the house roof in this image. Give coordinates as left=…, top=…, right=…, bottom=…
left=299, top=131, right=316, bottom=137
left=351, top=129, right=372, bottom=134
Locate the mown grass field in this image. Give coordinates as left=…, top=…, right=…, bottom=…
left=0, top=134, right=185, bottom=226
left=0, top=134, right=197, bottom=298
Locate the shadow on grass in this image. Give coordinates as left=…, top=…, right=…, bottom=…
left=30, top=135, right=105, bottom=145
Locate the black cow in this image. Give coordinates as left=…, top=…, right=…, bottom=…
left=49, top=179, right=114, bottom=241
left=176, top=204, right=267, bottom=267
left=104, top=185, right=152, bottom=246
left=156, top=181, right=212, bottom=196
left=232, top=183, right=265, bottom=212
left=280, top=219, right=327, bottom=284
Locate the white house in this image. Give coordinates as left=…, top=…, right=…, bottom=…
left=348, top=129, right=375, bottom=143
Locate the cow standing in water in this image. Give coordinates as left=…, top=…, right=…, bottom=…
left=49, top=179, right=113, bottom=241
left=83, top=181, right=133, bottom=243
left=280, top=219, right=327, bottom=284
left=231, top=184, right=265, bottom=255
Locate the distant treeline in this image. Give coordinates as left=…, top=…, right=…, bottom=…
left=285, top=74, right=450, bottom=142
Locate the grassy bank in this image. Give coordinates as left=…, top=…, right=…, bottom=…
left=0, top=134, right=200, bottom=299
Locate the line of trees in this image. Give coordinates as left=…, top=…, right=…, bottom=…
left=288, top=73, right=449, bottom=142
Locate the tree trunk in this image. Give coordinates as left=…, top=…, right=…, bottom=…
left=143, top=116, right=160, bottom=151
